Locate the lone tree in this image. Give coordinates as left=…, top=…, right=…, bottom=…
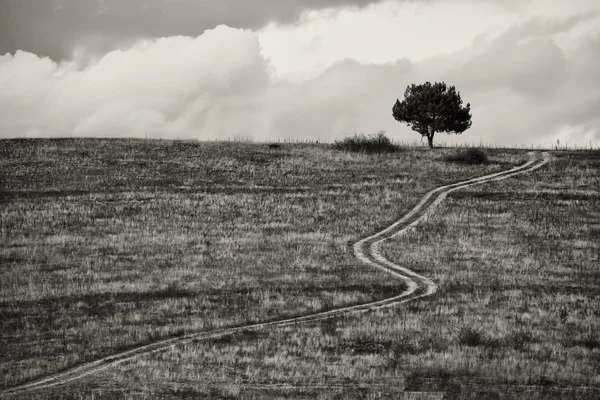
left=392, top=81, right=472, bottom=148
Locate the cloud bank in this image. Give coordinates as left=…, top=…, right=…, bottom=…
left=1, top=17, right=599, bottom=147
left=0, top=0, right=382, bottom=62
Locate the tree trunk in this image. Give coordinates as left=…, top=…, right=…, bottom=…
left=427, top=132, right=434, bottom=148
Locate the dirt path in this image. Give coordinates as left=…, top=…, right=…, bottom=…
left=2, top=152, right=549, bottom=396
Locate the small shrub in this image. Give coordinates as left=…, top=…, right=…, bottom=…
left=558, top=307, right=569, bottom=324
left=333, top=131, right=402, bottom=154
left=457, top=325, right=486, bottom=347
left=445, top=148, right=489, bottom=164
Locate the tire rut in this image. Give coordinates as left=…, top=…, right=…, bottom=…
left=2, top=152, right=549, bottom=396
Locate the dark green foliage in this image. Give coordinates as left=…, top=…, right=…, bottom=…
left=445, top=148, right=489, bottom=165
left=393, top=81, right=472, bottom=148
left=332, top=131, right=402, bottom=154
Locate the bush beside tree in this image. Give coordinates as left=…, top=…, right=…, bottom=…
left=333, top=131, right=402, bottom=154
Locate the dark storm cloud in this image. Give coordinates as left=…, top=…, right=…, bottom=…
left=0, top=0, right=381, bottom=61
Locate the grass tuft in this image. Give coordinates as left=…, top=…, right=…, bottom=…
left=319, top=317, right=338, bottom=337
left=567, top=330, right=600, bottom=350
left=445, top=148, right=489, bottom=164
left=507, top=329, right=535, bottom=351
left=456, top=324, right=486, bottom=347
left=154, top=281, right=194, bottom=299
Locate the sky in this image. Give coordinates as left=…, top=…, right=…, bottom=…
left=1, top=0, right=599, bottom=147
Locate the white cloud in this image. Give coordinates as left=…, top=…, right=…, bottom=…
left=0, top=26, right=272, bottom=140
left=1, top=9, right=599, bottom=147
left=257, top=0, right=517, bottom=80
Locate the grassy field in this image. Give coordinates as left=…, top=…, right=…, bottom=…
left=0, top=138, right=527, bottom=391
left=5, top=143, right=597, bottom=399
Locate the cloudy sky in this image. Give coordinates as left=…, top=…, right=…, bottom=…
left=1, top=0, right=599, bottom=146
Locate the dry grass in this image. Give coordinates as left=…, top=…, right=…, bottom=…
left=0, top=138, right=524, bottom=391
left=24, top=148, right=600, bottom=399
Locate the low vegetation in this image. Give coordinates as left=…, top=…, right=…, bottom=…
left=0, top=138, right=523, bottom=391
left=444, top=148, right=489, bottom=164
left=26, top=149, right=598, bottom=399
left=332, top=131, right=402, bottom=154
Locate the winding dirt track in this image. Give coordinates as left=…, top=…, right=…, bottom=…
left=2, top=152, right=549, bottom=396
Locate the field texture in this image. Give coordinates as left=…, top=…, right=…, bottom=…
left=0, top=139, right=526, bottom=393
left=2, top=143, right=596, bottom=399
left=60, top=148, right=597, bottom=400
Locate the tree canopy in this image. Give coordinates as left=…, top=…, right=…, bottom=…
left=392, top=81, right=472, bottom=148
